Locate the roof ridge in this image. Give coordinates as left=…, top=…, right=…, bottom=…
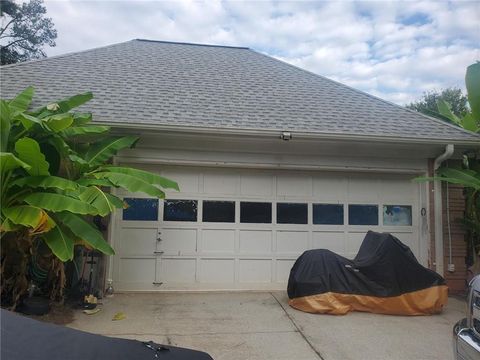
left=0, top=40, right=135, bottom=68
left=134, top=38, right=249, bottom=50
left=249, top=49, right=480, bottom=139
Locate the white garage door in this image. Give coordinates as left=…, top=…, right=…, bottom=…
left=112, top=166, right=421, bottom=291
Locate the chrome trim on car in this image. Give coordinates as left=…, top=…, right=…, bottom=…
left=454, top=276, right=480, bottom=360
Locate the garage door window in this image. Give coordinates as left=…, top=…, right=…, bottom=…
left=203, top=201, right=235, bottom=223
left=277, top=203, right=308, bottom=224
left=240, top=202, right=272, bottom=223
left=313, top=204, right=344, bottom=225
left=123, top=198, right=158, bottom=221
left=383, top=205, right=412, bottom=226
left=348, top=204, right=378, bottom=225
left=164, top=200, right=198, bottom=222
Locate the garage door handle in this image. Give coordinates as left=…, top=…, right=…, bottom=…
left=154, top=251, right=164, bottom=255
left=152, top=282, right=163, bottom=286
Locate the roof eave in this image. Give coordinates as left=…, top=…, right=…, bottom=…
left=97, top=121, right=480, bottom=147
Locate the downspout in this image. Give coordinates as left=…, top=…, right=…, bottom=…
left=433, top=144, right=454, bottom=276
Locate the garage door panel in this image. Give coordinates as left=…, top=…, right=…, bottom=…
left=114, top=165, right=422, bottom=290
left=379, top=179, right=416, bottom=202
left=313, top=176, right=347, bottom=201
left=119, top=258, right=156, bottom=283
left=277, top=175, right=311, bottom=197
left=240, top=174, right=273, bottom=197
left=239, top=259, right=272, bottom=283
left=348, top=177, right=380, bottom=202
left=276, top=259, right=296, bottom=282
left=202, top=229, right=235, bottom=253
left=204, top=171, right=238, bottom=195
left=160, top=229, right=197, bottom=254
left=312, top=232, right=345, bottom=254
left=276, top=231, right=309, bottom=254
left=161, top=169, right=199, bottom=194
left=200, top=259, right=235, bottom=283
left=239, top=230, right=272, bottom=253
left=119, top=228, right=157, bottom=256
left=160, top=258, right=196, bottom=283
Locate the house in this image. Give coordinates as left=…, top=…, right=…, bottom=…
left=1, top=39, right=478, bottom=293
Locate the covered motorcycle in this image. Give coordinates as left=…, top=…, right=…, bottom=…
left=287, top=231, right=447, bottom=315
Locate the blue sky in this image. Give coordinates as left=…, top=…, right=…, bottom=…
left=44, top=0, right=479, bottom=105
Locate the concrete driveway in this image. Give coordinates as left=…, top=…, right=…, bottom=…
left=68, top=292, right=463, bottom=360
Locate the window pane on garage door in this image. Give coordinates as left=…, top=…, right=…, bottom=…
left=313, top=204, right=344, bottom=225
left=240, top=202, right=272, bottom=223
left=164, top=200, right=198, bottom=221
left=348, top=204, right=378, bottom=225
left=203, top=201, right=235, bottom=222
left=277, top=203, right=308, bottom=224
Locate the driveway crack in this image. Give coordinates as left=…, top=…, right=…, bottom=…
left=270, top=292, right=325, bottom=360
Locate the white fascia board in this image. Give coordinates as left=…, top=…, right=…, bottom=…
left=97, top=121, right=480, bottom=147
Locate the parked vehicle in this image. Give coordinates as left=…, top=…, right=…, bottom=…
left=453, top=275, right=480, bottom=360
left=1, top=309, right=213, bottom=360
left=288, top=231, right=447, bottom=315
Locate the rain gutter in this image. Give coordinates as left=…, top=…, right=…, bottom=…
left=433, top=144, right=454, bottom=276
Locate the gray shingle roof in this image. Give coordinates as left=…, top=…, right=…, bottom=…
left=1, top=39, right=479, bottom=143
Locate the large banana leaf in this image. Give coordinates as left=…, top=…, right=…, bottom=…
left=105, top=193, right=127, bottom=209
left=0, top=152, right=31, bottom=173
left=466, top=62, right=480, bottom=121
left=14, top=137, right=50, bottom=176
left=463, top=113, right=479, bottom=133
left=0, top=218, right=19, bottom=232
left=3, top=205, right=49, bottom=229
left=56, top=212, right=114, bottom=255
left=44, top=113, right=74, bottom=133
left=42, top=225, right=74, bottom=261
left=78, top=186, right=118, bottom=216
left=24, top=192, right=99, bottom=215
left=32, top=92, right=93, bottom=118
left=72, top=113, right=93, bottom=126
left=11, top=176, right=79, bottom=191
left=437, top=167, right=480, bottom=190
left=9, top=86, right=34, bottom=113
left=1, top=100, right=11, bottom=152
left=102, top=166, right=179, bottom=191
left=60, top=125, right=110, bottom=137
left=76, top=177, right=114, bottom=187
left=85, top=136, right=138, bottom=167
left=16, top=113, right=41, bottom=130
left=436, top=99, right=461, bottom=125
left=92, top=171, right=165, bottom=198
left=417, top=168, right=480, bottom=190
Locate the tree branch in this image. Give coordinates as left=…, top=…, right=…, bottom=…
left=0, top=18, right=16, bottom=37
left=2, top=37, right=29, bottom=49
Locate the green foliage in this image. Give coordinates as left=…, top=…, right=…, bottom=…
left=407, top=63, right=480, bottom=133
left=414, top=62, right=480, bottom=270
left=0, top=0, right=57, bottom=65
left=466, top=62, right=480, bottom=121
left=0, top=87, right=178, bottom=306
left=406, top=87, right=469, bottom=120
left=14, top=137, right=50, bottom=176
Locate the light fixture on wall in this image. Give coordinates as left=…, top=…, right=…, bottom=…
left=281, top=131, right=292, bottom=141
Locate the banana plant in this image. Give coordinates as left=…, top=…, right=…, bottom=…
left=1, top=87, right=178, bottom=306
left=415, top=62, right=480, bottom=270
left=436, top=62, right=480, bottom=133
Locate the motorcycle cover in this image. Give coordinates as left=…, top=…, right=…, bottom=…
left=287, top=231, right=448, bottom=315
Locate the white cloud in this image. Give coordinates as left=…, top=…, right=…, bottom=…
left=43, top=0, right=480, bottom=105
